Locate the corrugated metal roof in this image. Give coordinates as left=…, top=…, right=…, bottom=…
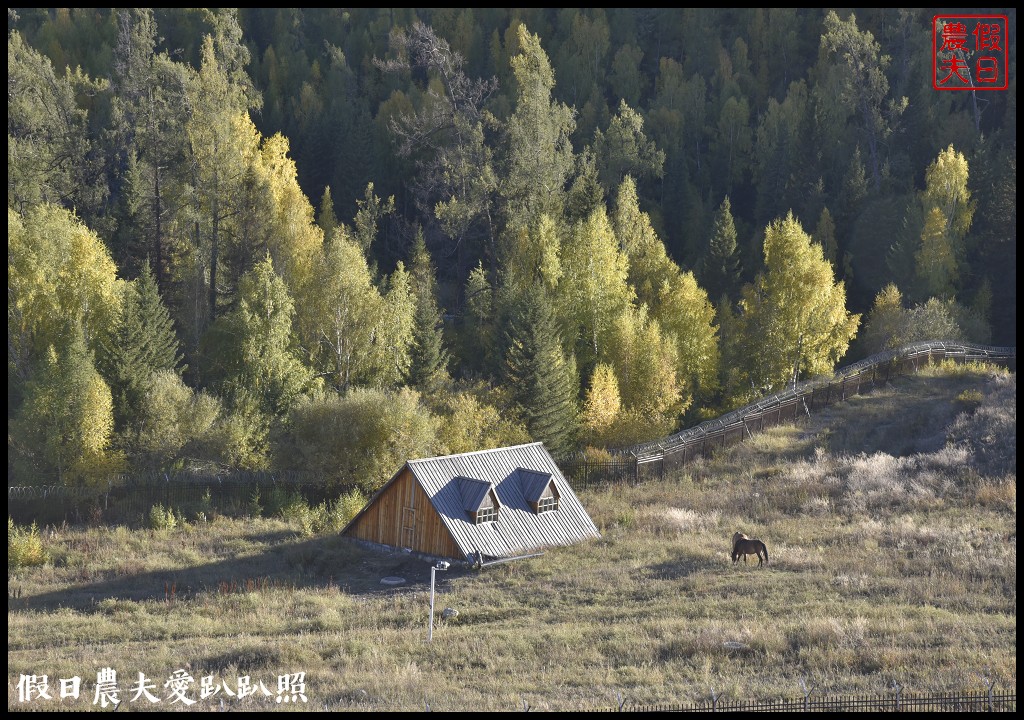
left=456, top=476, right=496, bottom=512
left=408, top=442, right=601, bottom=560
left=518, top=468, right=554, bottom=503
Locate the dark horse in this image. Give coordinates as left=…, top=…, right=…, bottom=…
left=732, top=532, right=769, bottom=567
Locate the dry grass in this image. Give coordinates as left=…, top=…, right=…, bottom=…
left=7, top=367, right=1016, bottom=711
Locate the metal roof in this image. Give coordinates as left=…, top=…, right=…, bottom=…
left=456, top=476, right=496, bottom=512
left=407, top=442, right=600, bottom=560
left=518, top=468, right=556, bottom=503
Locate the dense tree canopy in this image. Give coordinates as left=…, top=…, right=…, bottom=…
left=7, top=8, right=1014, bottom=488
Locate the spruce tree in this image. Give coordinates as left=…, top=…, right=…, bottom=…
left=702, top=195, right=741, bottom=301
left=97, top=262, right=183, bottom=433
left=503, top=287, right=579, bottom=457
left=407, top=230, right=450, bottom=390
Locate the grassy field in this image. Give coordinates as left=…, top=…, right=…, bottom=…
left=8, top=364, right=1016, bottom=711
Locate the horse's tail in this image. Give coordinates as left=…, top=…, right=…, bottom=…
left=761, top=541, right=769, bottom=564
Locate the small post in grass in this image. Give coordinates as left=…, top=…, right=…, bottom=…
left=428, top=560, right=449, bottom=642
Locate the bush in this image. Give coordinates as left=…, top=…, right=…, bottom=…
left=147, top=503, right=180, bottom=531
left=9, top=518, right=48, bottom=568
left=954, top=389, right=984, bottom=413
left=281, top=490, right=367, bottom=537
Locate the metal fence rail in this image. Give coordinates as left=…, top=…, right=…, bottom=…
left=622, top=341, right=1015, bottom=466
left=559, top=341, right=1014, bottom=492
left=598, top=689, right=1016, bottom=712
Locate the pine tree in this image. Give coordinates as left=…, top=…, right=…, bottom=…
left=503, top=288, right=579, bottom=457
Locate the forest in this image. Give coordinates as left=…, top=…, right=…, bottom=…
left=7, top=8, right=1016, bottom=493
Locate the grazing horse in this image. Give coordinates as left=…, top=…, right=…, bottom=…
left=732, top=532, right=769, bottom=567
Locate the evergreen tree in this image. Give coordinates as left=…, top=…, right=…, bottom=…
left=459, top=261, right=498, bottom=377
left=814, top=207, right=838, bottom=268
left=702, top=195, right=741, bottom=301
left=407, top=230, right=450, bottom=390
left=317, top=186, right=339, bottom=243
left=97, top=263, right=184, bottom=434
left=503, top=287, right=579, bottom=457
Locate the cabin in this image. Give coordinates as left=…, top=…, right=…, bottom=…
left=341, top=442, right=600, bottom=563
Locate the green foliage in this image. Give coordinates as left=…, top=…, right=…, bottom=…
left=147, top=503, right=180, bottom=531
left=820, top=10, right=907, bottom=191
left=281, top=492, right=365, bottom=537
left=299, top=230, right=414, bottom=391
left=432, top=387, right=531, bottom=456
left=11, top=332, right=118, bottom=485
left=133, top=370, right=222, bottom=470
left=557, top=206, right=633, bottom=366
left=282, top=388, right=439, bottom=493
left=202, top=255, right=315, bottom=416
left=592, top=100, right=665, bottom=190
left=407, top=231, right=451, bottom=390
left=8, top=518, right=49, bottom=569
left=8, top=205, right=123, bottom=382
left=702, top=195, right=741, bottom=301
left=503, top=288, right=580, bottom=458
left=7, top=30, right=107, bottom=217
left=501, top=24, right=576, bottom=227
left=97, top=264, right=184, bottom=435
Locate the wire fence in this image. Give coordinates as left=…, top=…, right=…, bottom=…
left=560, top=341, right=1015, bottom=491
left=7, top=472, right=333, bottom=527
left=8, top=342, right=1016, bottom=524
left=596, top=689, right=1016, bottom=712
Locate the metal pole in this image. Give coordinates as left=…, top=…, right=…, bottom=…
left=428, top=565, right=436, bottom=642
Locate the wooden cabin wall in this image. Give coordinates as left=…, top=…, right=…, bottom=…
left=345, top=468, right=463, bottom=559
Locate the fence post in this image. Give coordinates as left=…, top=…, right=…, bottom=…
left=800, top=678, right=815, bottom=712
left=892, top=682, right=901, bottom=712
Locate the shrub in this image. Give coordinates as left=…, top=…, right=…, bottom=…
left=147, top=503, right=179, bottom=531
left=9, top=518, right=49, bottom=568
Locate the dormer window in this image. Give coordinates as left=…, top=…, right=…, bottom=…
left=519, top=468, right=560, bottom=515
left=457, top=476, right=501, bottom=525
left=537, top=494, right=559, bottom=513
left=475, top=505, right=498, bottom=524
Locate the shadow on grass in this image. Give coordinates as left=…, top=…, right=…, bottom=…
left=11, top=533, right=471, bottom=613
left=643, top=550, right=723, bottom=581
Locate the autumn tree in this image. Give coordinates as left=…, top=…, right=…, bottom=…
left=8, top=205, right=123, bottom=384
left=11, top=332, right=116, bottom=485
left=732, top=212, right=860, bottom=400
left=915, top=144, right=975, bottom=299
